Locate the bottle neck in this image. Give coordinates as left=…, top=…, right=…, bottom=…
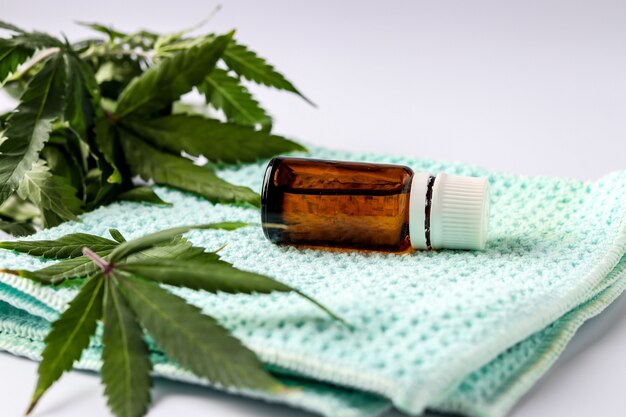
left=408, top=172, right=434, bottom=250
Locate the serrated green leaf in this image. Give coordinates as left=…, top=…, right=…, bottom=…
left=0, top=21, right=25, bottom=33
left=85, top=139, right=122, bottom=209
left=115, top=33, right=232, bottom=118
left=76, top=22, right=127, bottom=40
left=1, top=78, right=26, bottom=100
left=0, top=231, right=117, bottom=258
left=0, top=39, right=33, bottom=84
left=50, top=126, right=90, bottom=173
left=124, top=114, right=305, bottom=164
left=27, top=275, right=104, bottom=414
left=120, top=129, right=260, bottom=206
left=93, top=118, right=123, bottom=183
left=116, top=187, right=171, bottom=206
left=201, top=68, right=271, bottom=128
left=41, top=210, right=65, bottom=230
left=0, top=53, right=66, bottom=205
left=0, top=217, right=36, bottom=236
left=153, top=36, right=208, bottom=55
left=153, top=12, right=219, bottom=53
left=118, top=258, right=341, bottom=321
left=40, top=143, right=84, bottom=193
left=0, top=195, right=39, bottom=222
left=35, top=250, right=114, bottom=283
left=117, top=275, right=281, bottom=391
left=109, top=221, right=248, bottom=262
left=125, top=235, right=225, bottom=265
left=95, top=59, right=143, bottom=100
left=1, top=229, right=231, bottom=284
left=7, top=32, right=63, bottom=50
left=0, top=249, right=113, bottom=285
left=102, top=277, right=152, bottom=417
left=118, top=258, right=293, bottom=294
left=0, top=267, right=49, bottom=284
left=223, top=41, right=312, bottom=105
left=1, top=234, right=220, bottom=285
left=77, top=23, right=158, bottom=50
left=109, top=228, right=126, bottom=243
left=40, top=144, right=68, bottom=173
left=64, top=53, right=99, bottom=138
left=17, top=160, right=83, bottom=226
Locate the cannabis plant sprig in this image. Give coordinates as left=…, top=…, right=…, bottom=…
left=0, top=224, right=337, bottom=417
left=0, top=19, right=309, bottom=235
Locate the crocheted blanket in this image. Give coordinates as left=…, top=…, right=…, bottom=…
left=1, top=147, right=625, bottom=417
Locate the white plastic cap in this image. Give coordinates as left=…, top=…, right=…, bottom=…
left=409, top=172, right=490, bottom=250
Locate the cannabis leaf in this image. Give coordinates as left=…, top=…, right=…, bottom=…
left=117, top=258, right=294, bottom=294
left=102, top=277, right=152, bottom=417
left=201, top=68, right=271, bottom=128
left=116, top=186, right=171, bottom=206
left=107, top=222, right=246, bottom=261
left=114, top=32, right=232, bottom=118
left=0, top=25, right=62, bottom=85
left=0, top=54, right=67, bottom=205
left=0, top=223, right=339, bottom=417
left=76, top=21, right=127, bottom=41
left=0, top=38, right=33, bottom=83
left=125, top=114, right=305, bottom=163
left=108, top=228, right=126, bottom=243
left=223, top=41, right=313, bottom=105
left=0, top=217, right=36, bottom=237
left=118, top=275, right=280, bottom=390
left=30, top=251, right=114, bottom=284
left=17, top=160, right=83, bottom=227
left=0, top=20, right=26, bottom=33
left=27, top=275, right=104, bottom=414
left=117, top=258, right=342, bottom=321
left=0, top=19, right=311, bottom=234
left=120, top=129, right=261, bottom=206
left=64, top=53, right=99, bottom=138
left=0, top=230, right=117, bottom=258
left=93, top=117, right=123, bottom=184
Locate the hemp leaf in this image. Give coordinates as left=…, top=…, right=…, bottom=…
left=223, top=41, right=314, bottom=105
left=26, top=275, right=105, bottom=414
left=0, top=223, right=339, bottom=417
left=102, top=277, right=152, bottom=417
left=0, top=18, right=310, bottom=234
left=0, top=54, right=67, bottom=203
left=201, top=68, right=272, bottom=128
left=0, top=231, right=118, bottom=258
left=124, top=114, right=305, bottom=163
left=0, top=216, right=36, bottom=236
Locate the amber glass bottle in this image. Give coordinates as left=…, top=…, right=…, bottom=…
left=261, top=157, right=490, bottom=251
left=262, top=157, right=413, bottom=250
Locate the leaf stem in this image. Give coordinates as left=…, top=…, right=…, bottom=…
left=102, top=108, right=118, bottom=124
left=8, top=47, right=60, bottom=82
left=82, top=247, right=114, bottom=275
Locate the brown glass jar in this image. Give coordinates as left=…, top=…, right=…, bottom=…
left=261, top=157, right=413, bottom=251
left=261, top=157, right=490, bottom=251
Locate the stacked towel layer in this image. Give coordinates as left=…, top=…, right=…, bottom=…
left=0, top=147, right=624, bottom=417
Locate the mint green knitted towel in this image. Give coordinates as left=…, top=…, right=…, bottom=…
left=0, top=147, right=625, bottom=417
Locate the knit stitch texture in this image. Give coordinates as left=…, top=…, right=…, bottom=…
left=0, top=147, right=624, bottom=417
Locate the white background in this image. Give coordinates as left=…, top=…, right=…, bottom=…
left=1, top=1, right=625, bottom=416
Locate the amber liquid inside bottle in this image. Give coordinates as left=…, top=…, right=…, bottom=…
left=261, top=157, right=414, bottom=251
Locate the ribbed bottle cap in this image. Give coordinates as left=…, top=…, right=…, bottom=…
left=430, top=173, right=490, bottom=250
left=409, top=172, right=490, bottom=250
